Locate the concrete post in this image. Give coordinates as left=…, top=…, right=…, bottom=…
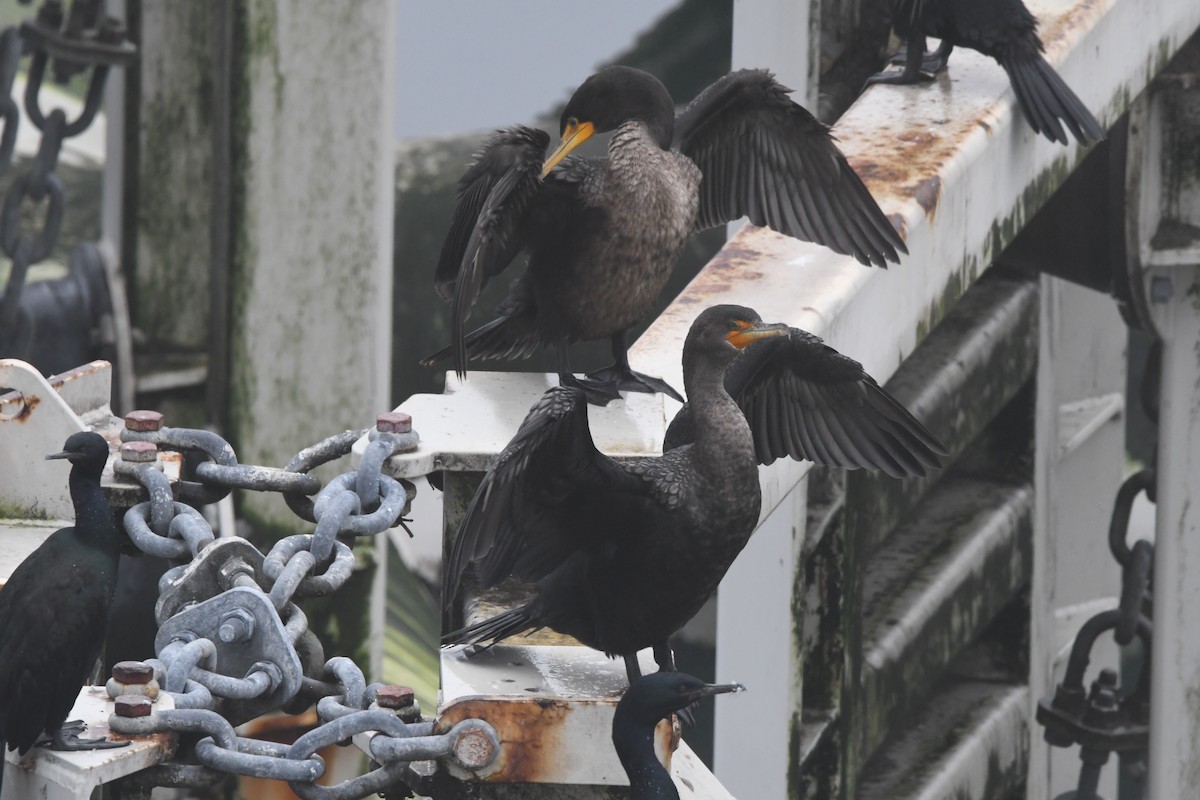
left=226, top=0, right=394, bottom=532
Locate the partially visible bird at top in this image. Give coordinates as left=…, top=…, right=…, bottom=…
left=0, top=431, right=128, bottom=793
left=442, top=304, right=946, bottom=685
left=867, top=0, right=1105, bottom=145
left=423, top=65, right=907, bottom=405
left=614, top=672, right=744, bottom=800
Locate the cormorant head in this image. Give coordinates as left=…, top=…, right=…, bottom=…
left=46, top=431, right=111, bottom=477
left=686, top=304, right=791, bottom=365
left=615, top=671, right=744, bottom=728
left=542, top=66, right=675, bottom=177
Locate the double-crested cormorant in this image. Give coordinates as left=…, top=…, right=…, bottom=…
left=0, top=432, right=127, bottom=791
left=614, top=672, right=744, bottom=800
left=868, top=0, right=1105, bottom=145
left=442, top=305, right=945, bottom=681
left=424, top=66, right=906, bottom=404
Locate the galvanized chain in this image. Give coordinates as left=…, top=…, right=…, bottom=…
left=1036, top=341, right=1160, bottom=800
left=105, top=409, right=498, bottom=798
left=0, top=0, right=135, bottom=344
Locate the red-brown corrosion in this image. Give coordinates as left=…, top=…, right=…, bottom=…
left=438, top=697, right=573, bottom=783
left=1038, top=0, right=1104, bottom=53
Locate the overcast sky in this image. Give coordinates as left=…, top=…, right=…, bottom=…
left=393, top=0, right=679, bottom=140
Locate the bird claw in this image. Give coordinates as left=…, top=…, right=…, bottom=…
left=864, top=65, right=938, bottom=89
left=49, top=724, right=130, bottom=751
left=583, top=366, right=685, bottom=404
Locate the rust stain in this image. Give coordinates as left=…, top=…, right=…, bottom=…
left=911, top=175, right=942, bottom=219
left=14, top=393, right=40, bottom=422
left=439, top=697, right=575, bottom=783
left=107, top=729, right=177, bottom=762
left=46, top=361, right=109, bottom=389
left=887, top=213, right=908, bottom=241
left=1038, top=0, right=1103, bottom=53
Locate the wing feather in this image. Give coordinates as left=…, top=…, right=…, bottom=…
left=443, top=387, right=644, bottom=623
left=677, top=70, right=906, bottom=267
left=664, top=328, right=947, bottom=477
left=433, top=126, right=550, bottom=376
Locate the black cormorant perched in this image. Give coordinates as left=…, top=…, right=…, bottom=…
left=442, top=305, right=945, bottom=681
left=614, top=672, right=744, bottom=800
left=868, top=0, right=1105, bottom=145
left=0, top=432, right=128, bottom=791
left=424, top=66, right=907, bottom=404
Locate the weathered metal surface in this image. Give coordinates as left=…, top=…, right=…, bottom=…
left=857, top=682, right=1028, bottom=800
left=0, top=358, right=181, bottom=518
left=377, top=371, right=673, bottom=479
left=439, top=644, right=671, bottom=786
left=0, top=687, right=176, bottom=800
left=859, top=478, right=1033, bottom=760
left=849, top=270, right=1039, bottom=555
left=1122, top=44, right=1200, bottom=798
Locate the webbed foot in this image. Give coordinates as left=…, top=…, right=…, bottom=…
left=584, top=365, right=684, bottom=404
left=559, top=372, right=622, bottom=407
left=49, top=722, right=129, bottom=751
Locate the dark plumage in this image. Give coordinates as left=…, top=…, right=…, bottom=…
left=664, top=324, right=945, bottom=478
left=424, top=66, right=906, bottom=405
left=868, top=0, right=1105, bottom=145
left=442, top=305, right=946, bottom=681
left=0, top=432, right=127, bottom=791
left=614, top=672, right=744, bottom=800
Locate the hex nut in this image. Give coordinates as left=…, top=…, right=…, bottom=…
left=376, top=411, right=412, bottom=434
left=375, top=684, right=415, bottom=710
left=120, top=440, right=158, bottom=463
left=125, top=410, right=165, bottom=432
left=115, top=694, right=153, bottom=718
left=112, top=661, right=155, bottom=684
left=452, top=725, right=498, bottom=770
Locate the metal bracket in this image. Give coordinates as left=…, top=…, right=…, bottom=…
left=155, top=587, right=302, bottom=725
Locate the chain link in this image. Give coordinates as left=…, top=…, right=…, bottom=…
left=0, top=1, right=135, bottom=344
left=106, top=417, right=496, bottom=797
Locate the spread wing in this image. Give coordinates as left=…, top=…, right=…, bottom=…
left=443, top=386, right=649, bottom=622
left=675, top=69, right=906, bottom=268
left=434, top=126, right=550, bottom=376
left=664, top=329, right=947, bottom=478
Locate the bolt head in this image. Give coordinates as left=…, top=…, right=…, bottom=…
left=125, top=410, right=165, bottom=432
left=115, top=694, right=153, bottom=718
left=112, top=661, right=154, bottom=684
left=453, top=727, right=497, bottom=770
left=377, top=411, right=412, bottom=434
left=376, top=685, right=415, bottom=710
left=120, top=440, right=158, bottom=463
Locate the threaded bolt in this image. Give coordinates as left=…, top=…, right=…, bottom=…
left=218, top=609, right=255, bottom=644
left=377, top=412, right=412, bottom=434
left=125, top=410, right=165, bottom=432
left=115, top=695, right=152, bottom=718
left=120, top=440, right=158, bottom=463
left=112, top=661, right=154, bottom=685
